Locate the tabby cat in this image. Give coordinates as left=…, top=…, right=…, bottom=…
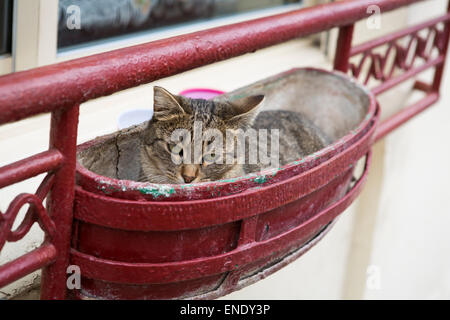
left=140, top=86, right=330, bottom=184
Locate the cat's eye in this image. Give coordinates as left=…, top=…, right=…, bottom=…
left=203, top=152, right=219, bottom=165
left=168, top=143, right=183, bottom=157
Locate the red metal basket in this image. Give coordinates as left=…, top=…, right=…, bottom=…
left=70, top=68, right=378, bottom=299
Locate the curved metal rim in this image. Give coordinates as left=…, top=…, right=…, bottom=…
left=192, top=219, right=337, bottom=300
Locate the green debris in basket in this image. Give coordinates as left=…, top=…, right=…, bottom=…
left=138, top=186, right=176, bottom=198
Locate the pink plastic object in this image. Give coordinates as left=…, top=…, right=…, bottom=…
left=179, top=88, right=225, bottom=99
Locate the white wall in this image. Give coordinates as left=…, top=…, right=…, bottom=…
left=360, top=0, right=450, bottom=300
left=364, top=84, right=450, bottom=299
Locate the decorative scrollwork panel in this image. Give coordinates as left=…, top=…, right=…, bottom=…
left=349, top=22, right=448, bottom=87
left=0, top=174, right=56, bottom=252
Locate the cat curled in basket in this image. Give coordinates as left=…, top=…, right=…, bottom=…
left=139, top=86, right=330, bottom=184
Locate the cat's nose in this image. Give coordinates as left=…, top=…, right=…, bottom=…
left=183, top=175, right=195, bottom=183
left=182, top=165, right=198, bottom=183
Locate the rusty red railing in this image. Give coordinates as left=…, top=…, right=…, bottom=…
left=0, top=0, right=449, bottom=299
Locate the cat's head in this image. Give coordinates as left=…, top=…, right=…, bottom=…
left=140, top=86, right=264, bottom=184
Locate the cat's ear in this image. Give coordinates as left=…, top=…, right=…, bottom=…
left=153, top=86, right=185, bottom=121
left=225, top=95, right=265, bottom=128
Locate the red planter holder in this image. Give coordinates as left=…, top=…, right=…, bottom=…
left=70, top=68, right=378, bottom=299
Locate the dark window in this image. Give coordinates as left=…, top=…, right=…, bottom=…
left=0, top=0, right=13, bottom=55
left=58, top=0, right=302, bottom=49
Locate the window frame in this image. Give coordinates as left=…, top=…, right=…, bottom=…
left=57, top=0, right=304, bottom=51
left=56, top=2, right=305, bottom=62
left=7, top=1, right=305, bottom=73
left=0, top=0, right=13, bottom=75
left=0, top=0, right=13, bottom=55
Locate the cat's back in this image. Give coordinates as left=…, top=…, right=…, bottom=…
left=246, top=110, right=330, bottom=172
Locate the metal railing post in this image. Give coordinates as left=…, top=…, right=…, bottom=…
left=334, top=24, right=355, bottom=73
left=40, top=105, right=80, bottom=300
